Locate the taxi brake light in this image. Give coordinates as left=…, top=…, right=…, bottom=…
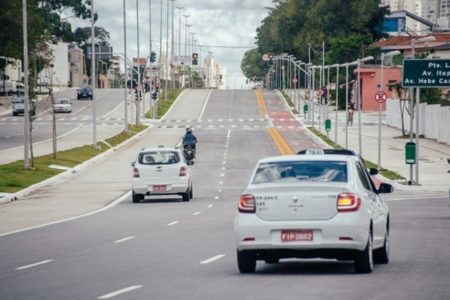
left=133, top=167, right=140, bottom=178
left=337, top=193, right=361, bottom=212
left=238, top=194, right=256, bottom=213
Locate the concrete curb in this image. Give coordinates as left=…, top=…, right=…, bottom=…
left=0, top=125, right=153, bottom=205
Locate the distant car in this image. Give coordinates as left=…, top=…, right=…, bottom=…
left=77, top=86, right=93, bottom=100
left=234, top=154, right=393, bottom=274
left=12, top=96, right=36, bottom=116
left=297, top=148, right=379, bottom=175
left=131, top=146, right=193, bottom=203
left=53, top=98, right=72, bottom=113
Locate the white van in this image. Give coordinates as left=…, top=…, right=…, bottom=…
left=0, top=80, right=25, bottom=96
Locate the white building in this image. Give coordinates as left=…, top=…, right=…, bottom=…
left=203, top=53, right=226, bottom=89
left=38, top=42, right=70, bottom=87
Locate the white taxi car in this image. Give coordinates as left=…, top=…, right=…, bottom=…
left=131, top=146, right=192, bottom=203
left=234, top=154, right=393, bottom=273
left=53, top=98, right=72, bottom=113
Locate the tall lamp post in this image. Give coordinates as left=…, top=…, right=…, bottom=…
left=353, top=56, right=374, bottom=156
left=123, top=0, right=128, bottom=131
left=22, top=0, right=30, bottom=168
left=91, top=0, right=97, bottom=148
left=378, top=50, right=400, bottom=170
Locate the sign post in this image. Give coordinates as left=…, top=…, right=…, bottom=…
left=402, top=59, right=450, bottom=184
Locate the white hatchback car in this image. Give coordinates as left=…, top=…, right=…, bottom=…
left=53, top=98, right=72, bottom=113
left=131, top=147, right=193, bottom=203
left=234, top=154, right=393, bottom=273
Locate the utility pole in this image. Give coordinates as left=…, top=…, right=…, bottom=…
left=22, top=0, right=30, bottom=168
left=165, top=0, right=169, bottom=103
left=91, top=0, right=97, bottom=148
left=123, top=0, right=128, bottom=131
left=136, top=0, right=141, bottom=125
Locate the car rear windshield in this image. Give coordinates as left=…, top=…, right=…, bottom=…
left=252, top=160, right=348, bottom=184
left=138, top=151, right=180, bottom=165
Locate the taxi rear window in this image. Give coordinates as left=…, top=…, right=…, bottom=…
left=139, top=151, right=180, bottom=165
left=252, top=160, right=348, bottom=184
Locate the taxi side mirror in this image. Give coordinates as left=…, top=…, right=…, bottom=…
left=378, top=183, right=394, bottom=194
left=369, top=168, right=378, bottom=175
left=131, top=161, right=136, bottom=167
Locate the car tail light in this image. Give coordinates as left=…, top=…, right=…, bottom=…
left=133, top=167, right=140, bottom=178
left=238, top=194, right=256, bottom=213
left=337, top=193, right=361, bottom=212
left=179, top=165, right=187, bottom=176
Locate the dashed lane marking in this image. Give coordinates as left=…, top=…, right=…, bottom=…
left=200, top=254, right=225, bottom=265
left=16, top=259, right=53, bottom=271
left=168, top=221, right=179, bottom=226
left=98, top=285, right=142, bottom=299
left=114, top=236, right=136, bottom=244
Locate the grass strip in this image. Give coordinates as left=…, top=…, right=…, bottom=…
left=307, top=127, right=405, bottom=181
left=145, top=88, right=183, bottom=119
left=0, top=124, right=147, bottom=193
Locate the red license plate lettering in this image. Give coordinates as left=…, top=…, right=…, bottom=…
left=281, top=230, right=313, bottom=242
left=153, top=185, right=167, bottom=191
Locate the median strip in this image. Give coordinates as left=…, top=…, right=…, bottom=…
left=267, top=127, right=294, bottom=155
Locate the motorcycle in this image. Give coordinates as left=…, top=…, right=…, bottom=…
left=184, top=144, right=195, bottom=165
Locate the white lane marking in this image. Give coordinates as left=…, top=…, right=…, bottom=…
left=218, top=189, right=222, bottom=193
left=16, top=259, right=53, bottom=271
left=198, top=89, right=213, bottom=120
left=0, top=191, right=131, bottom=238
left=221, top=167, right=226, bottom=171
left=220, top=173, right=225, bottom=177
left=385, top=196, right=448, bottom=202
left=98, top=285, right=142, bottom=299
left=192, top=212, right=201, bottom=216
left=227, top=129, right=231, bottom=139
left=214, top=196, right=219, bottom=200
left=168, top=221, right=179, bottom=226
left=222, top=161, right=226, bottom=165
left=114, top=236, right=136, bottom=244
left=219, top=181, right=224, bottom=185
left=208, top=204, right=213, bottom=208
left=102, top=99, right=124, bottom=119
left=200, top=254, right=225, bottom=265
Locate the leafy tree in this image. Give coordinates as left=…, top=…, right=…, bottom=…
left=241, top=49, right=268, bottom=81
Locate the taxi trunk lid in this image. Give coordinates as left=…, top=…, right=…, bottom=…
left=251, top=183, right=345, bottom=221
left=138, top=164, right=180, bottom=184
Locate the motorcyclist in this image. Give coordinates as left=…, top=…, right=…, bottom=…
left=182, top=127, right=197, bottom=157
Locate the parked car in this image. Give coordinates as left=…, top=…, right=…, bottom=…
left=77, top=86, right=93, bottom=100
left=12, top=96, right=36, bottom=116
left=234, top=154, right=393, bottom=274
left=131, top=146, right=193, bottom=203
left=53, top=98, right=72, bottom=113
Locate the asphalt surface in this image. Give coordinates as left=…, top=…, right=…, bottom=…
left=0, top=88, right=134, bottom=164
left=1, top=89, right=449, bottom=299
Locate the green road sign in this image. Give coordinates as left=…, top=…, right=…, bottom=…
left=405, top=142, right=416, bottom=164
left=402, top=59, right=450, bottom=87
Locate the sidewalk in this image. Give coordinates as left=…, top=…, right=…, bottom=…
left=296, top=102, right=450, bottom=193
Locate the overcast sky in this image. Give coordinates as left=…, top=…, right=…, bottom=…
left=71, top=0, right=273, bottom=88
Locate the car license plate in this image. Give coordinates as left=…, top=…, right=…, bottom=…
left=281, top=230, right=313, bottom=242
left=153, top=185, right=167, bottom=191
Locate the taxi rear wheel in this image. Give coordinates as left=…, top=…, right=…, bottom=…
left=132, top=191, right=143, bottom=203
left=237, top=250, right=256, bottom=273
left=354, top=232, right=374, bottom=273
left=374, top=228, right=389, bottom=264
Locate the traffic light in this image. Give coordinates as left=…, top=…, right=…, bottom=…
left=134, top=88, right=139, bottom=101
left=150, top=51, right=157, bottom=63
left=151, top=92, right=158, bottom=100
left=192, top=53, right=198, bottom=65
left=268, top=53, right=274, bottom=65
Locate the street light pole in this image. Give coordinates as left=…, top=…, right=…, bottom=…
left=345, top=63, right=349, bottom=148
left=335, top=64, right=339, bottom=143
left=169, top=0, right=176, bottom=89
left=164, top=0, right=169, bottom=102
left=91, top=0, right=97, bottom=148
left=22, top=0, right=30, bottom=168
left=123, top=0, right=128, bottom=131
left=136, top=0, right=141, bottom=124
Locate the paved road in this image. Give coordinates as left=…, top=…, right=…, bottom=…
left=1, top=89, right=449, bottom=299
left=0, top=88, right=148, bottom=164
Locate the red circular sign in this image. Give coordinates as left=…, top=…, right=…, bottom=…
left=292, top=78, right=298, bottom=83
left=375, top=91, right=387, bottom=103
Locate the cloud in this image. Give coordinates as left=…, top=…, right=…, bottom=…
left=74, top=0, right=273, bottom=88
